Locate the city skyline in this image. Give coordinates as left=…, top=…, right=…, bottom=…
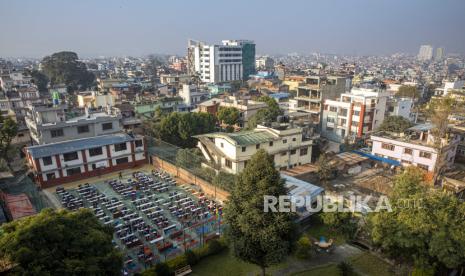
left=1, top=0, right=465, bottom=58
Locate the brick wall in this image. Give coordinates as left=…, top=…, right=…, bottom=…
left=151, top=156, right=230, bottom=203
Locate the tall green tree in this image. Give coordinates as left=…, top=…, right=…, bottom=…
left=396, top=85, right=420, bottom=100
left=217, top=106, right=240, bottom=126
left=0, top=115, right=18, bottom=160
left=378, top=116, right=413, bottom=133
left=315, top=153, right=334, bottom=184
left=41, top=51, right=95, bottom=92
left=369, top=167, right=465, bottom=271
left=0, top=208, right=122, bottom=275
left=247, top=96, right=283, bottom=129
left=224, top=150, right=296, bottom=276
left=29, top=70, right=49, bottom=92
left=156, top=112, right=216, bottom=148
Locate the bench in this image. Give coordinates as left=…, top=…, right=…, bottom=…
left=174, top=265, right=192, bottom=276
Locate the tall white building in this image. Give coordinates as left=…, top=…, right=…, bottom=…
left=435, top=47, right=445, bottom=61
left=187, top=39, right=255, bottom=83
left=418, top=45, right=433, bottom=61
left=321, top=87, right=389, bottom=142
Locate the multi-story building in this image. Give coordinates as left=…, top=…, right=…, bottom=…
left=386, top=97, right=414, bottom=121
left=435, top=47, right=445, bottom=61
left=295, top=76, right=347, bottom=126
left=451, top=124, right=465, bottom=163
left=223, top=40, right=256, bottom=80
left=218, top=96, right=268, bottom=128
left=25, top=133, right=147, bottom=188
left=321, top=87, right=388, bottom=142
left=370, top=123, right=459, bottom=173
left=179, top=84, right=209, bottom=109
left=25, top=104, right=122, bottom=145
left=418, top=45, right=433, bottom=61
left=195, top=124, right=315, bottom=174
left=77, top=91, right=115, bottom=108
left=187, top=39, right=255, bottom=83
left=255, top=56, right=275, bottom=71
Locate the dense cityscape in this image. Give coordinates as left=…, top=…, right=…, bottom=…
left=1, top=1, right=465, bottom=276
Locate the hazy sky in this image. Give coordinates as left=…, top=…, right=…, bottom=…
left=1, top=0, right=465, bottom=58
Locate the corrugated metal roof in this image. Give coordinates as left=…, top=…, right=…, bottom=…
left=196, top=130, right=276, bottom=146
left=27, top=133, right=136, bottom=159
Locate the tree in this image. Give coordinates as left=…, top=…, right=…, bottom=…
left=315, top=153, right=334, bottom=184
left=41, top=51, right=95, bottom=92
left=428, top=97, right=463, bottom=182
left=396, top=85, right=420, bottom=100
left=217, top=106, right=240, bottom=127
left=0, top=208, right=122, bottom=275
left=29, top=70, right=49, bottom=92
left=319, top=212, right=357, bottom=238
left=0, top=115, right=18, bottom=161
left=378, top=116, right=413, bottom=133
left=246, top=96, right=283, bottom=129
left=369, top=167, right=465, bottom=271
left=224, top=150, right=296, bottom=276
left=156, top=112, right=216, bottom=148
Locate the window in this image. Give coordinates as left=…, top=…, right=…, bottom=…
left=353, top=110, right=360, bottom=116
left=269, top=141, right=273, bottom=147
left=115, top=143, right=127, bottom=152
left=280, top=152, right=286, bottom=156
left=242, top=146, right=246, bottom=152
left=404, top=148, right=413, bottom=155
left=67, top=167, right=81, bottom=175
left=419, top=151, right=432, bottom=159
left=290, top=149, right=296, bottom=155
left=115, top=157, right=129, bottom=165
left=256, top=144, right=260, bottom=149
left=43, top=156, right=53, bottom=166
left=51, top=128, right=64, bottom=138
left=102, top=122, right=113, bottom=131
left=225, top=159, right=232, bottom=169
left=135, top=140, right=143, bottom=148
left=89, top=147, right=103, bottom=157
left=63, top=152, right=78, bottom=161
left=292, top=138, right=296, bottom=142
left=351, top=121, right=358, bottom=127
left=381, top=143, right=395, bottom=151
left=221, top=143, right=224, bottom=148
left=77, top=125, right=90, bottom=134
left=244, top=160, right=248, bottom=168
left=283, top=139, right=287, bottom=144
left=417, top=164, right=429, bottom=171
left=46, top=173, right=56, bottom=180
left=329, top=106, right=337, bottom=112
left=300, top=148, right=308, bottom=156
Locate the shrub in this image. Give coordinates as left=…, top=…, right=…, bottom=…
left=184, top=249, right=198, bottom=266
left=165, top=254, right=187, bottom=270
left=295, top=236, right=312, bottom=259
left=206, top=239, right=224, bottom=255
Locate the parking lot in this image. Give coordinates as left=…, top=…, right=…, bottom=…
left=53, top=169, right=223, bottom=274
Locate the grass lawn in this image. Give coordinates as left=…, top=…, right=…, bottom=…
left=350, top=252, right=393, bottom=276
left=191, top=249, right=260, bottom=276
left=292, top=264, right=340, bottom=276
left=191, top=249, right=290, bottom=276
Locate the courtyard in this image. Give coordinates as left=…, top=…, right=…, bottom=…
left=51, top=168, right=223, bottom=274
